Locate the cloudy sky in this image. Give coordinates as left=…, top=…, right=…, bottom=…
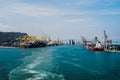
left=0, top=0, right=120, bottom=40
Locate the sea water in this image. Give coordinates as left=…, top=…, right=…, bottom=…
left=0, top=45, right=120, bottom=80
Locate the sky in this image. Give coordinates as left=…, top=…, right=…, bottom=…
left=0, top=0, right=120, bottom=40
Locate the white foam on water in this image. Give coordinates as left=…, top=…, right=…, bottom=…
left=9, top=48, right=65, bottom=80
left=25, top=54, right=51, bottom=70
left=26, top=59, right=41, bottom=69
left=23, top=49, right=52, bottom=69
left=21, top=69, right=39, bottom=74
left=25, top=71, right=65, bottom=80
left=9, top=67, right=65, bottom=80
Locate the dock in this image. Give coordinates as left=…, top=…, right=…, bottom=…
left=81, top=30, right=120, bottom=52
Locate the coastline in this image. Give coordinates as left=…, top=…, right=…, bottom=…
left=0, top=46, right=16, bottom=48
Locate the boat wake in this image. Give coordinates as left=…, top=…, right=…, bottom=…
left=9, top=67, right=65, bottom=80
left=8, top=48, right=65, bottom=80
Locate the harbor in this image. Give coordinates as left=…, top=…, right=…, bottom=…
left=0, top=31, right=120, bottom=80
left=0, top=31, right=120, bottom=53
left=0, top=30, right=120, bottom=54
left=0, top=0, right=120, bottom=80
left=0, top=31, right=78, bottom=48
left=81, top=30, right=120, bottom=52
left=0, top=32, right=64, bottom=48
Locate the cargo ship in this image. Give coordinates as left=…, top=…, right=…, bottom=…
left=81, top=30, right=113, bottom=52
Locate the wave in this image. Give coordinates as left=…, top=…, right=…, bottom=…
left=9, top=67, right=65, bottom=80
left=9, top=48, right=65, bottom=80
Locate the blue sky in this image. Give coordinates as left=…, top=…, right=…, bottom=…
left=0, top=0, right=120, bottom=40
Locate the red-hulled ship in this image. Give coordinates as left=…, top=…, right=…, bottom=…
left=81, top=36, right=104, bottom=51
left=81, top=30, right=113, bottom=52
left=89, top=47, right=104, bottom=51
left=89, top=41, right=104, bottom=51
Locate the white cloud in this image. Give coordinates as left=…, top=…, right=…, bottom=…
left=97, top=10, right=120, bottom=15
left=0, top=1, right=120, bottom=18
left=0, top=0, right=120, bottom=39
left=7, top=2, right=89, bottom=17
left=64, top=18, right=91, bottom=23
left=66, top=0, right=100, bottom=6
left=9, top=4, right=120, bottom=17
left=0, top=23, right=15, bottom=32
left=9, top=3, right=61, bottom=16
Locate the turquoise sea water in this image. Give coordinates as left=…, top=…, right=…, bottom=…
left=0, top=45, right=120, bottom=80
